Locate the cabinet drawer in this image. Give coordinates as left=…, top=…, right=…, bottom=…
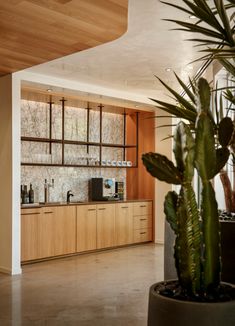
left=21, top=208, right=41, bottom=215
left=133, top=228, right=152, bottom=243
left=133, top=215, right=152, bottom=230
left=133, top=201, right=152, bottom=216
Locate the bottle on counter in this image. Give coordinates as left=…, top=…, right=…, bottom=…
left=22, top=185, right=29, bottom=204
left=29, top=183, right=34, bottom=204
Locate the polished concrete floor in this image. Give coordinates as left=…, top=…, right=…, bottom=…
left=0, top=244, right=163, bottom=326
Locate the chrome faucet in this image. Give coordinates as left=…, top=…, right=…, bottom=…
left=44, top=179, right=54, bottom=203
left=67, top=190, right=74, bottom=203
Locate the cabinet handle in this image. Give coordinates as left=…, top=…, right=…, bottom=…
left=98, top=208, right=106, bottom=210
left=140, top=232, right=147, bottom=235
left=88, top=209, right=96, bottom=211
left=44, top=211, right=53, bottom=214
left=140, top=218, right=147, bottom=221
left=22, top=212, right=40, bottom=215
left=121, top=206, right=128, bottom=209
left=140, top=205, right=147, bottom=208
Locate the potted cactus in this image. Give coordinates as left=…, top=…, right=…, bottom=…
left=142, top=78, right=235, bottom=325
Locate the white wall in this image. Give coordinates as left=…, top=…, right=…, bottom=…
left=0, top=74, right=21, bottom=274
left=154, top=110, right=172, bottom=243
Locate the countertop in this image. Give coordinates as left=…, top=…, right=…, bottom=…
left=21, top=199, right=153, bottom=209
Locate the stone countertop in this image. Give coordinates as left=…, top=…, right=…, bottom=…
left=21, top=199, right=153, bottom=209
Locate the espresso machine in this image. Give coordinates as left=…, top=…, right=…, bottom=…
left=89, top=178, right=119, bottom=201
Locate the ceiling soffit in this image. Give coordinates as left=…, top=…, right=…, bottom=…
left=0, top=0, right=128, bottom=76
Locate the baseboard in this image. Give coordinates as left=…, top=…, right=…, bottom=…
left=0, top=266, right=22, bottom=275
left=155, top=239, right=164, bottom=245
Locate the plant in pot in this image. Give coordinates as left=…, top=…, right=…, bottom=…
left=148, top=0, right=235, bottom=285
left=141, top=1, right=235, bottom=323
left=143, top=77, right=235, bottom=326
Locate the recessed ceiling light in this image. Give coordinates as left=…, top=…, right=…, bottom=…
left=189, top=15, right=197, bottom=19
left=165, top=68, right=172, bottom=72
left=135, top=105, right=139, bottom=108
left=47, top=88, right=52, bottom=92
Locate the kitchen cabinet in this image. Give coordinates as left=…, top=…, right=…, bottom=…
left=21, top=208, right=41, bottom=261
left=54, top=206, right=76, bottom=256
left=133, top=201, right=152, bottom=243
left=115, top=203, right=133, bottom=246
left=21, top=206, right=76, bottom=261
left=97, top=204, right=116, bottom=249
left=77, top=205, right=97, bottom=252
left=38, top=207, right=55, bottom=259
left=21, top=200, right=153, bottom=263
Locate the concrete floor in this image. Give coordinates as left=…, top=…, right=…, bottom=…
left=0, top=244, right=163, bottom=326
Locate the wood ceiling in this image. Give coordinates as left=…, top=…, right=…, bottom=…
left=0, top=0, right=128, bottom=76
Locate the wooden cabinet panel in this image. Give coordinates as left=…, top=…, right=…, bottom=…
left=38, top=207, right=55, bottom=259
left=21, top=208, right=41, bottom=261
left=133, top=201, right=152, bottom=216
left=133, top=215, right=152, bottom=230
left=115, top=203, right=133, bottom=246
left=97, top=204, right=115, bottom=249
left=77, top=205, right=97, bottom=252
left=133, top=228, right=152, bottom=243
left=54, top=206, right=76, bottom=256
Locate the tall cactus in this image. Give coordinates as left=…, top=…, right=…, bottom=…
left=142, top=77, right=233, bottom=296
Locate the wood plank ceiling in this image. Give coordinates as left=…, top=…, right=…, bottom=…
left=0, top=0, right=128, bottom=76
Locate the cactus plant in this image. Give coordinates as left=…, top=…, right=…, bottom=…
left=143, top=77, right=233, bottom=297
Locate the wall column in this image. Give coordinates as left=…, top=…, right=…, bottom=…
left=154, top=111, right=172, bottom=244
left=0, top=74, right=21, bottom=274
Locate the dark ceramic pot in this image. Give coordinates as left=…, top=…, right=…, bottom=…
left=148, top=281, right=235, bottom=326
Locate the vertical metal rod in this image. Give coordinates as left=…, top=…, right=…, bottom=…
left=86, top=102, right=90, bottom=165
left=48, top=96, right=53, bottom=155
left=123, top=112, right=126, bottom=161
left=136, top=112, right=139, bottom=167
left=60, top=97, right=66, bottom=165
left=98, top=104, right=103, bottom=165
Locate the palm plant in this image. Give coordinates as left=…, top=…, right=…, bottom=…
left=142, top=0, right=235, bottom=299
left=151, top=0, right=235, bottom=213
left=143, top=77, right=233, bottom=297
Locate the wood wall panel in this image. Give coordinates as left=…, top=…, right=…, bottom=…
left=0, top=0, right=128, bottom=76
left=126, top=111, right=155, bottom=200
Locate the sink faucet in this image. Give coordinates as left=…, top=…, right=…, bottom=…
left=67, top=190, right=74, bottom=203
left=44, top=179, right=54, bottom=203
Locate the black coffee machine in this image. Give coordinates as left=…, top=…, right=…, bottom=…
left=89, top=178, right=121, bottom=201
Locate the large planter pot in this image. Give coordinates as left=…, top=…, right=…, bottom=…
left=148, top=281, right=235, bottom=326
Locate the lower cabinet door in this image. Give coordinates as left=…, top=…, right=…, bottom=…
left=21, top=208, right=41, bottom=261
left=97, top=204, right=115, bottom=249
left=115, top=203, right=133, bottom=246
left=38, top=207, right=55, bottom=259
left=77, top=205, right=97, bottom=252
left=54, top=206, right=76, bottom=256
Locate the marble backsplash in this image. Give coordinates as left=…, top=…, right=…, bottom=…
left=21, top=99, right=127, bottom=202
left=21, top=166, right=126, bottom=203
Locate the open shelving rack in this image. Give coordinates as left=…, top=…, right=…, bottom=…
left=21, top=98, right=139, bottom=168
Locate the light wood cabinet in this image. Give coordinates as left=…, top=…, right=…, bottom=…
left=38, top=207, right=55, bottom=259
left=21, top=208, right=41, bottom=261
left=97, top=204, right=116, bottom=249
left=21, top=200, right=153, bottom=262
left=54, top=206, right=76, bottom=256
left=133, top=201, right=152, bottom=243
left=115, top=203, right=133, bottom=246
left=77, top=205, right=97, bottom=252
left=133, top=201, right=152, bottom=216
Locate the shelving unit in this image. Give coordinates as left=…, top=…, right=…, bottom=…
left=21, top=96, right=139, bottom=168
